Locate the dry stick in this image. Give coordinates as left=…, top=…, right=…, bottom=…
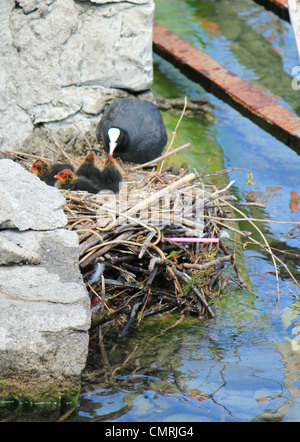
left=173, top=268, right=215, bottom=318
left=138, top=230, right=158, bottom=259
left=219, top=257, right=237, bottom=291
left=73, top=122, right=93, bottom=150
left=207, top=218, right=252, bottom=238
left=44, top=143, right=62, bottom=157
left=99, top=326, right=112, bottom=375
left=99, top=204, right=157, bottom=233
left=182, top=255, right=232, bottom=270
left=4, top=150, right=50, bottom=162
left=225, top=235, right=300, bottom=290
left=202, top=167, right=253, bottom=178
left=218, top=196, right=280, bottom=304
left=74, top=228, right=104, bottom=243
left=79, top=238, right=142, bottom=266
left=213, top=217, right=300, bottom=291
left=47, top=129, right=75, bottom=164
left=121, top=172, right=197, bottom=222
left=98, top=172, right=197, bottom=233
left=56, top=405, right=77, bottom=422
left=206, top=215, right=300, bottom=225
left=130, top=142, right=191, bottom=171
left=108, top=344, right=139, bottom=384
left=158, top=96, right=188, bottom=173
left=80, top=232, right=137, bottom=268
left=209, top=180, right=236, bottom=198
left=218, top=236, right=243, bottom=285
left=150, top=243, right=184, bottom=296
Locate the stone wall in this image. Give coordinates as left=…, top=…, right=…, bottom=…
left=0, top=0, right=154, bottom=152
left=0, top=159, right=91, bottom=401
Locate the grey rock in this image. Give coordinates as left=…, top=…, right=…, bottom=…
left=0, top=0, right=154, bottom=151
left=0, top=235, right=40, bottom=266
left=0, top=229, right=89, bottom=306
left=0, top=159, right=67, bottom=231
left=0, top=228, right=91, bottom=393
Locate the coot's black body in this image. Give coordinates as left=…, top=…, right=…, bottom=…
left=96, top=98, right=168, bottom=164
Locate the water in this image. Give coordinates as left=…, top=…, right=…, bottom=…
left=2, top=0, right=300, bottom=422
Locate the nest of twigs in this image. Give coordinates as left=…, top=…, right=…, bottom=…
left=7, top=143, right=300, bottom=345
left=2, top=139, right=263, bottom=341
left=66, top=166, right=241, bottom=334
left=5, top=94, right=298, bottom=344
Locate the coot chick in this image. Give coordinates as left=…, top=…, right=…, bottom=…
left=55, top=169, right=99, bottom=193
left=76, top=151, right=102, bottom=183
left=31, top=160, right=74, bottom=186
left=76, top=152, right=122, bottom=193
left=99, top=155, right=123, bottom=194
left=96, top=98, right=168, bottom=163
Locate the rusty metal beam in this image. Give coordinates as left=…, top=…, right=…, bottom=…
left=252, top=0, right=289, bottom=21
left=153, top=22, right=300, bottom=155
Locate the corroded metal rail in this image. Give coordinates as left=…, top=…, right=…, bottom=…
left=252, top=0, right=289, bottom=21
left=153, top=21, right=300, bottom=154
left=253, top=1, right=300, bottom=64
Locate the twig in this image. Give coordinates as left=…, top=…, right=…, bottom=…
left=121, top=173, right=197, bottom=222
left=130, top=143, right=191, bottom=171
left=108, top=344, right=139, bottom=383
left=56, top=405, right=77, bottom=422
left=4, top=150, right=50, bottom=162
left=73, top=122, right=93, bottom=150
left=98, top=326, right=112, bottom=374
left=158, top=96, right=188, bottom=173
left=139, top=230, right=159, bottom=259
left=173, top=268, right=215, bottom=318
left=218, top=237, right=243, bottom=284
left=182, top=255, right=232, bottom=270
left=219, top=197, right=280, bottom=304
left=47, top=129, right=75, bottom=164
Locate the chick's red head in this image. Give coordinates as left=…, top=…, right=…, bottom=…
left=55, top=169, right=75, bottom=183
left=31, top=159, right=47, bottom=175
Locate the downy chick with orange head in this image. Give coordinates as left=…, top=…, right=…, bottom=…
left=31, top=160, right=74, bottom=186
left=76, top=151, right=103, bottom=184
left=76, top=151, right=123, bottom=193
left=99, top=155, right=123, bottom=194
left=54, top=169, right=99, bottom=193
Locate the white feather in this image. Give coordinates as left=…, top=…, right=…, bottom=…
left=87, top=262, right=105, bottom=285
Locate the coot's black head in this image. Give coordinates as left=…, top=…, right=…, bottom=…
left=108, top=127, right=129, bottom=156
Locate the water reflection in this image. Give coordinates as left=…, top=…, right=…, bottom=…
left=79, top=295, right=299, bottom=421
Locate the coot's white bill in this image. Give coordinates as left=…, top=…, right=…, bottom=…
left=108, top=128, right=121, bottom=156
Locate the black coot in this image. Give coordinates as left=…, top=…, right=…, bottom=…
left=96, top=98, right=168, bottom=164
